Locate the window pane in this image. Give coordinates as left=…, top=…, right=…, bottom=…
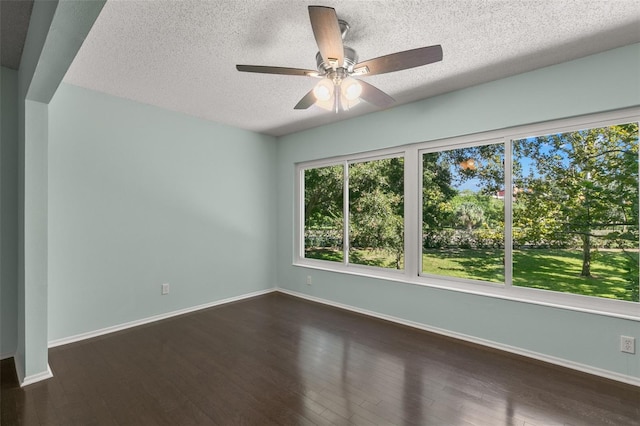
left=304, top=165, right=344, bottom=262
left=512, top=123, right=639, bottom=302
left=349, top=157, right=404, bottom=269
left=422, top=144, right=505, bottom=283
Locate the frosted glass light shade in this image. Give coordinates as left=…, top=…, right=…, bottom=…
left=313, top=78, right=334, bottom=101
left=341, top=77, right=362, bottom=101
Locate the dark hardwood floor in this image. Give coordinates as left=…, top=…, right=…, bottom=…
left=1, top=292, right=639, bottom=425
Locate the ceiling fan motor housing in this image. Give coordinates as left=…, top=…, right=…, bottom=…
left=315, top=18, right=357, bottom=76
left=315, top=46, right=358, bottom=75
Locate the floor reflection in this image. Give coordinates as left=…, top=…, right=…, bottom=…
left=293, top=318, right=570, bottom=425
left=4, top=294, right=636, bottom=425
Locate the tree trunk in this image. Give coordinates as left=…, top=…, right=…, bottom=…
left=581, top=233, right=591, bottom=277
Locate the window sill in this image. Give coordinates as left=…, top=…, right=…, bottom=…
left=293, top=259, right=640, bottom=321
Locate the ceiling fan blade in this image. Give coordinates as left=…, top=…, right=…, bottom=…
left=236, top=65, right=320, bottom=77
left=358, top=80, right=395, bottom=109
left=294, top=89, right=317, bottom=110
left=308, top=6, right=344, bottom=68
left=353, top=45, right=443, bottom=76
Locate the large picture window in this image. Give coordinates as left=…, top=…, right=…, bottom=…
left=421, top=143, right=505, bottom=284
left=512, top=123, right=639, bottom=302
left=303, top=155, right=405, bottom=270
left=296, top=110, right=639, bottom=317
left=349, top=157, right=404, bottom=269
left=304, top=164, right=344, bottom=263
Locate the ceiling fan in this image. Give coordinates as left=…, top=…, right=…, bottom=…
left=236, top=5, right=443, bottom=112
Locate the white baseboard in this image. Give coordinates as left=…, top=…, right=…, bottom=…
left=21, top=365, right=53, bottom=387
left=277, top=288, right=640, bottom=388
left=12, top=355, right=54, bottom=387
left=49, top=288, right=276, bottom=348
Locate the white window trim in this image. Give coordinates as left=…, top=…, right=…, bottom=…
left=294, top=107, right=640, bottom=321
left=418, top=137, right=508, bottom=285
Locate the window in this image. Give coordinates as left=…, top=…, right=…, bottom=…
left=349, top=157, right=404, bottom=270
left=421, top=143, right=505, bottom=284
left=512, top=123, right=639, bottom=302
left=302, top=155, right=405, bottom=270
left=304, top=164, right=344, bottom=263
left=295, top=109, right=639, bottom=317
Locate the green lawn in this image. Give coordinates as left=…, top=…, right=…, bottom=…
left=305, top=247, right=403, bottom=269
left=306, top=247, right=638, bottom=302
left=512, top=249, right=635, bottom=301
left=422, top=248, right=637, bottom=301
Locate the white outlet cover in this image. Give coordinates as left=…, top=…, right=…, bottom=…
left=161, top=283, right=170, bottom=295
left=620, top=336, right=635, bottom=354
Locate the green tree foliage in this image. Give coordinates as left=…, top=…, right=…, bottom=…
left=449, top=191, right=503, bottom=229
left=349, top=158, right=404, bottom=268
left=304, top=124, right=638, bottom=301
left=453, top=202, right=485, bottom=230
left=304, top=165, right=344, bottom=254
left=513, top=123, right=639, bottom=280
left=305, top=164, right=343, bottom=229
left=448, top=144, right=505, bottom=194
left=422, top=152, right=457, bottom=230
left=423, top=144, right=504, bottom=233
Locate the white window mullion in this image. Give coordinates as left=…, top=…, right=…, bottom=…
left=343, top=160, right=350, bottom=265
left=503, top=138, right=513, bottom=288
left=404, top=147, right=420, bottom=278
left=296, top=166, right=304, bottom=260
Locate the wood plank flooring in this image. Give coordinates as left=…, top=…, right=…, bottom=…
left=1, top=292, right=639, bottom=425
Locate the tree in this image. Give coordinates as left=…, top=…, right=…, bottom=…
left=303, top=158, right=406, bottom=267
left=449, top=191, right=503, bottom=229
left=422, top=152, right=457, bottom=230
left=453, top=202, right=485, bottom=230
left=349, top=158, right=404, bottom=268
left=304, top=164, right=343, bottom=228
left=513, top=123, right=639, bottom=277
left=304, top=165, right=344, bottom=252
left=422, top=146, right=504, bottom=249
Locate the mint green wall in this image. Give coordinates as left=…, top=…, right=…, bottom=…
left=16, top=0, right=104, bottom=382
left=47, top=84, right=277, bottom=341
left=1, top=67, right=19, bottom=358
left=276, top=44, right=640, bottom=380
left=20, top=100, right=49, bottom=378
left=16, top=0, right=59, bottom=381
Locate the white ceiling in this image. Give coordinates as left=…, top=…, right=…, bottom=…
left=63, top=0, right=640, bottom=137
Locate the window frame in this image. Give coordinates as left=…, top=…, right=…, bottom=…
left=297, top=150, right=407, bottom=277
left=294, top=107, right=640, bottom=320
left=418, top=136, right=508, bottom=288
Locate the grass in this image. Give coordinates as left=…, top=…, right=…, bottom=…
left=305, top=247, right=403, bottom=269
left=422, top=248, right=504, bottom=283
left=511, top=249, right=635, bottom=301
left=423, top=248, right=638, bottom=301
left=306, top=247, right=638, bottom=302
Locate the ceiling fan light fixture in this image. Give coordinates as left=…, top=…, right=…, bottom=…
left=313, top=78, right=334, bottom=101
left=341, top=77, right=362, bottom=101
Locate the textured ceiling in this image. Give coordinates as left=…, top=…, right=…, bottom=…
left=1, top=0, right=34, bottom=70
left=63, top=0, right=640, bottom=137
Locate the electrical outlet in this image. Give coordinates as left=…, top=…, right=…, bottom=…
left=620, top=336, right=635, bottom=354
left=161, top=283, right=170, bottom=295
left=306, top=275, right=312, bottom=286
